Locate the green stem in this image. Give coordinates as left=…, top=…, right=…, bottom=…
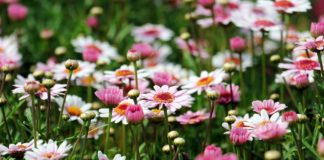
left=239, top=53, right=244, bottom=106
left=283, top=78, right=299, bottom=112
left=261, top=31, right=267, bottom=98
left=292, top=128, right=303, bottom=160
left=46, top=90, right=51, bottom=141
left=31, top=95, right=38, bottom=148
left=250, top=30, right=256, bottom=100
left=69, top=124, right=85, bottom=160
left=1, top=106, right=12, bottom=142
left=229, top=73, right=235, bottom=109
left=133, top=61, right=139, bottom=90
left=163, top=106, right=173, bottom=155
left=316, top=51, right=324, bottom=78
left=130, top=125, right=140, bottom=160
left=80, top=121, right=90, bottom=159
left=203, top=100, right=216, bottom=147
left=58, top=71, right=73, bottom=129
left=87, top=86, right=92, bottom=103
left=104, top=107, right=113, bottom=152
left=0, top=73, right=7, bottom=94
left=172, top=146, right=180, bottom=160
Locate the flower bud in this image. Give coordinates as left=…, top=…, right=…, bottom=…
left=125, top=104, right=144, bottom=124
left=0, top=95, right=7, bottom=106
left=223, top=62, right=236, bottom=73
left=24, top=81, right=40, bottom=94
left=270, top=93, right=280, bottom=101
left=228, top=109, right=237, bottom=116
left=168, top=116, right=177, bottom=123
left=5, top=74, right=13, bottom=82
left=86, top=111, right=96, bottom=120
left=230, top=36, right=246, bottom=53
left=7, top=3, right=28, bottom=21
left=90, top=6, right=103, bottom=15
left=206, top=90, right=219, bottom=100
left=96, top=60, right=107, bottom=67
left=282, top=111, right=298, bottom=125
left=1, top=65, right=14, bottom=73
left=224, top=116, right=235, bottom=124
left=109, top=128, right=115, bottom=136
left=42, top=79, right=55, bottom=89
left=295, top=73, right=310, bottom=89
left=218, top=0, right=229, bottom=5
left=80, top=113, right=89, bottom=121
left=167, top=131, right=179, bottom=139
left=44, top=72, right=54, bottom=79
left=40, top=105, right=46, bottom=111
left=33, top=70, right=45, bottom=80
left=173, top=137, right=185, bottom=146
left=180, top=32, right=190, bottom=41
left=310, top=22, right=324, bottom=37
left=55, top=46, right=66, bottom=56
left=92, top=102, right=102, bottom=110
left=297, top=114, right=308, bottom=123
left=183, top=0, right=194, bottom=4
left=270, top=55, right=281, bottom=64
left=65, top=59, right=79, bottom=71
left=162, top=145, right=171, bottom=153
left=128, top=89, right=140, bottom=99
left=127, top=49, right=141, bottom=62
left=264, top=150, right=281, bottom=160
left=86, top=16, right=98, bottom=28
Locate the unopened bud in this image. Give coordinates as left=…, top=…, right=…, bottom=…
left=44, top=72, right=54, bottom=79
left=298, top=114, right=308, bottom=123
left=173, top=137, right=185, bottom=145
left=86, top=111, right=96, bottom=120
left=224, top=116, right=235, bottom=123
left=80, top=113, right=89, bottom=121
left=40, top=105, right=46, bottom=111
left=65, top=59, right=79, bottom=71
left=270, top=93, right=280, bottom=101
left=0, top=95, right=7, bottom=106
left=127, top=49, right=141, bottom=61
left=180, top=32, right=190, bottom=40
left=228, top=109, right=237, bottom=116
left=223, top=62, right=236, bottom=73
left=128, top=89, right=140, bottom=99
left=206, top=90, right=219, bottom=100
left=55, top=46, right=66, bottom=56
left=62, top=114, right=70, bottom=121
left=96, top=60, right=107, bottom=67
left=24, top=81, right=40, bottom=94
left=168, top=116, right=176, bottom=123
left=90, top=6, right=103, bottom=15
left=92, top=102, right=102, bottom=110
left=5, top=74, right=12, bottom=82
left=270, top=55, right=281, bottom=64
left=167, top=131, right=179, bottom=139
left=264, top=150, right=281, bottom=160
left=162, top=145, right=171, bottom=153
left=33, top=70, right=45, bottom=80
left=42, top=79, right=56, bottom=89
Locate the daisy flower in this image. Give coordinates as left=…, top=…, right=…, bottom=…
left=275, top=70, right=314, bottom=88
left=104, top=65, right=147, bottom=85
left=99, top=99, right=135, bottom=124
left=175, top=38, right=209, bottom=59
left=87, top=122, right=104, bottom=139
left=24, top=140, right=71, bottom=160
left=212, top=51, right=252, bottom=71
left=259, top=0, right=311, bottom=14
left=53, top=60, right=96, bottom=81
left=176, top=109, right=211, bottom=125
left=253, top=121, right=288, bottom=141
left=145, top=108, right=169, bottom=122
left=35, top=57, right=57, bottom=73
left=0, top=140, right=36, bottom=159
left=211, top=83, right=240, bottom=105
left=245, top=109, right=283, bottom=130
left=229, top=127, right=252, bottom=145
left=72, top=36, right=119, bottom=63
left=183, top=69, right=226, bottom=95
left=12, top=75, right=66, bottom=100
left=132, top=24, right=173, bottom=43
left=0, top=34, right=22, bottom=68
left=143, top=43, right=172, bottom=67
left=97, top=151, right=126, bottom=160
left=252, top=99, right=287, bottom=115
left=138, top=85, right=194, bottom=112
left=278, top=58, right=321, bottom=71
left=294, top=36, right=324, bottom=52
left=222, top=114, right=251, bottom=134
left=55, top=95, right=92, bottom=124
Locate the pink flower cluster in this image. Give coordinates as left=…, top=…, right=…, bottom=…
left=195, top=145, right=237, bottom=160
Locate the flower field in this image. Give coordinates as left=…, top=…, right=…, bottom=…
left=0, top=0, right=324, bottom=159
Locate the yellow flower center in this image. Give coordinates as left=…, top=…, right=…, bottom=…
left=153, top=92, right=175, bottom=103
left=67, top=106, right=82, bottom=116
left=115, top=69, right=134, bottom=77
left=114, top=102, right=131, bottom=115
left=196, top=76, right=214, bottom=87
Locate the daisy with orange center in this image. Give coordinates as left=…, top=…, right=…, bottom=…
left=183, top=69, right=225, bottom=95
left=87, top=122, right=104, bottom=140
left=0, top=140, right=36, bottom=159
left=222, top=114, right=251, bottom=134
left=259, top=0, right=311, bottom=14
left=99, top=99, right=135, bottom=124
left=139, top=85, right=194, bottom=112
left=105, top=65, right=147, bottom=85
left=24, top=140, right=71, bottom=160
left=56, top=95, right=92, bottom=124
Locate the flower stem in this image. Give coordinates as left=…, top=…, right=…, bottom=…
left=46, top=90, right=51, bottom=141
left=104, top=107, right=113, bottom=152
left=261, top=31, right=267, bottom=98
left=133, top=61, right=139, bottom=90
left=58, top=71, right=73, bottom=129
left=291, top=128, right=303, bottom=160
left=229, top=73, right=235, bottom=109
left=69, top=124, right=85, bottom=160
left=172, top=146, right=180, bottom=160
left=0, top=73, right=7, bottom=94
left=239, top=53, right=244, bottom=106
left=30, top=95, right=38, bottom=148
left=316, top=51, right=324, bottom=78
left=1, top=105, right=12, bottom=142
left=80, top=121, right=90, bottom=159
left=130, top=125, right=140, bottom=160
left=163, top=106, right=173, bottom=154
left=203, top=100, right=216, bottom=147
left=250, top=30, right=256, bottom=100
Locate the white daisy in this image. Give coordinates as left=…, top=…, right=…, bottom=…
left=24, top=140, right=71, bottom=160
left=132, top=23, right=173, bottom=43
left=97, top=151, right=126, bottom=160
left=99, top=99, right=135, bottom=125
left=53, top=60, right=96, bottom=81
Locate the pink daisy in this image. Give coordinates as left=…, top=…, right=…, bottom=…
left=253, top=121, right=288, bottom=141
left=0, top=140, right=36, bottom=159
left=252, top=99, right=287, bottom=115
left=229, top=127, right=252, bottom=145
left=259, top=0, right=311, bottom=14
left=132, top=24, right=173, bottom=43
left=294, top=36, right=324, bottom=52
left=176, top=109, right=211, bottom=125
left=211, top=83, right=240, bottom=105
left=278, top=58, right=321, bottom=71
left=138, top=85, right=194, bottom=112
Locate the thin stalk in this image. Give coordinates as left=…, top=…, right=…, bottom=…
left=87, top=86, right=92, bottom=102
left=229, top=73, right=235, bottom=109
left=163, top=106, right=173, bottom=155
left=239, top=53, right=244, bottom=106
left=0, top=73, right=7, bottom=94
left=250, top=30, right=256, bottom=100
left=121, top=125, right=126, bottom=154
left=316, top=51, right=324, bottom=78
left=133, top=61, right=139, bottom=90
left=299, top=124, right=304, bottom=159
left=130, top=125, right=140, bottom=160
left=261, top=31, right=267, bottom=98
left=240, top=145, right=247, bottom=160
left=283, top=78, right=299, bottom=112
left=69, top=125, right=85, bottom=160
left=172, top=146, right=180, bottom=160
left=291, top=128, right=303, bottom=160
left=203, top=100, right=216, bottom=147
left=1, top=106, right=12, bottom=142
left=104, top=107, right=113, bottom=151
left=31, top=95, right=38, bottom=148
left=80, top=121, right=90, bottom=159
left=46, top=90, right=51, bottom=141
left=58, top=71, right=73, bottom=128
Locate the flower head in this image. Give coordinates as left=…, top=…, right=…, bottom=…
left=253, top=121, right=288, bottom=141
left=282, top=111, right=298, bottom=125
left=211, top=83, right=240, bottom=105
left=95, top=86, right=124, bottom=106
left=24, top=140, right=71, bottom=160
left=97, top=151, right=126, bottom=160
left=139, top=85, right=193, bottom=112
left=131, top=43, right=155, bottom=58
left=7, top=3, right=28, bottom=21
left=0, top=140, right=35, bottom=159
left=311, top=22, right=324, bottom=37
left=125, top=104, right=144, bottom=124
left=176, top=109, right=211, bottom=125
left=229, top=127, right=251, bottom=145
left=252, top=99, right=287, bottom=115
left=230, top=36, right=246, bottom=53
